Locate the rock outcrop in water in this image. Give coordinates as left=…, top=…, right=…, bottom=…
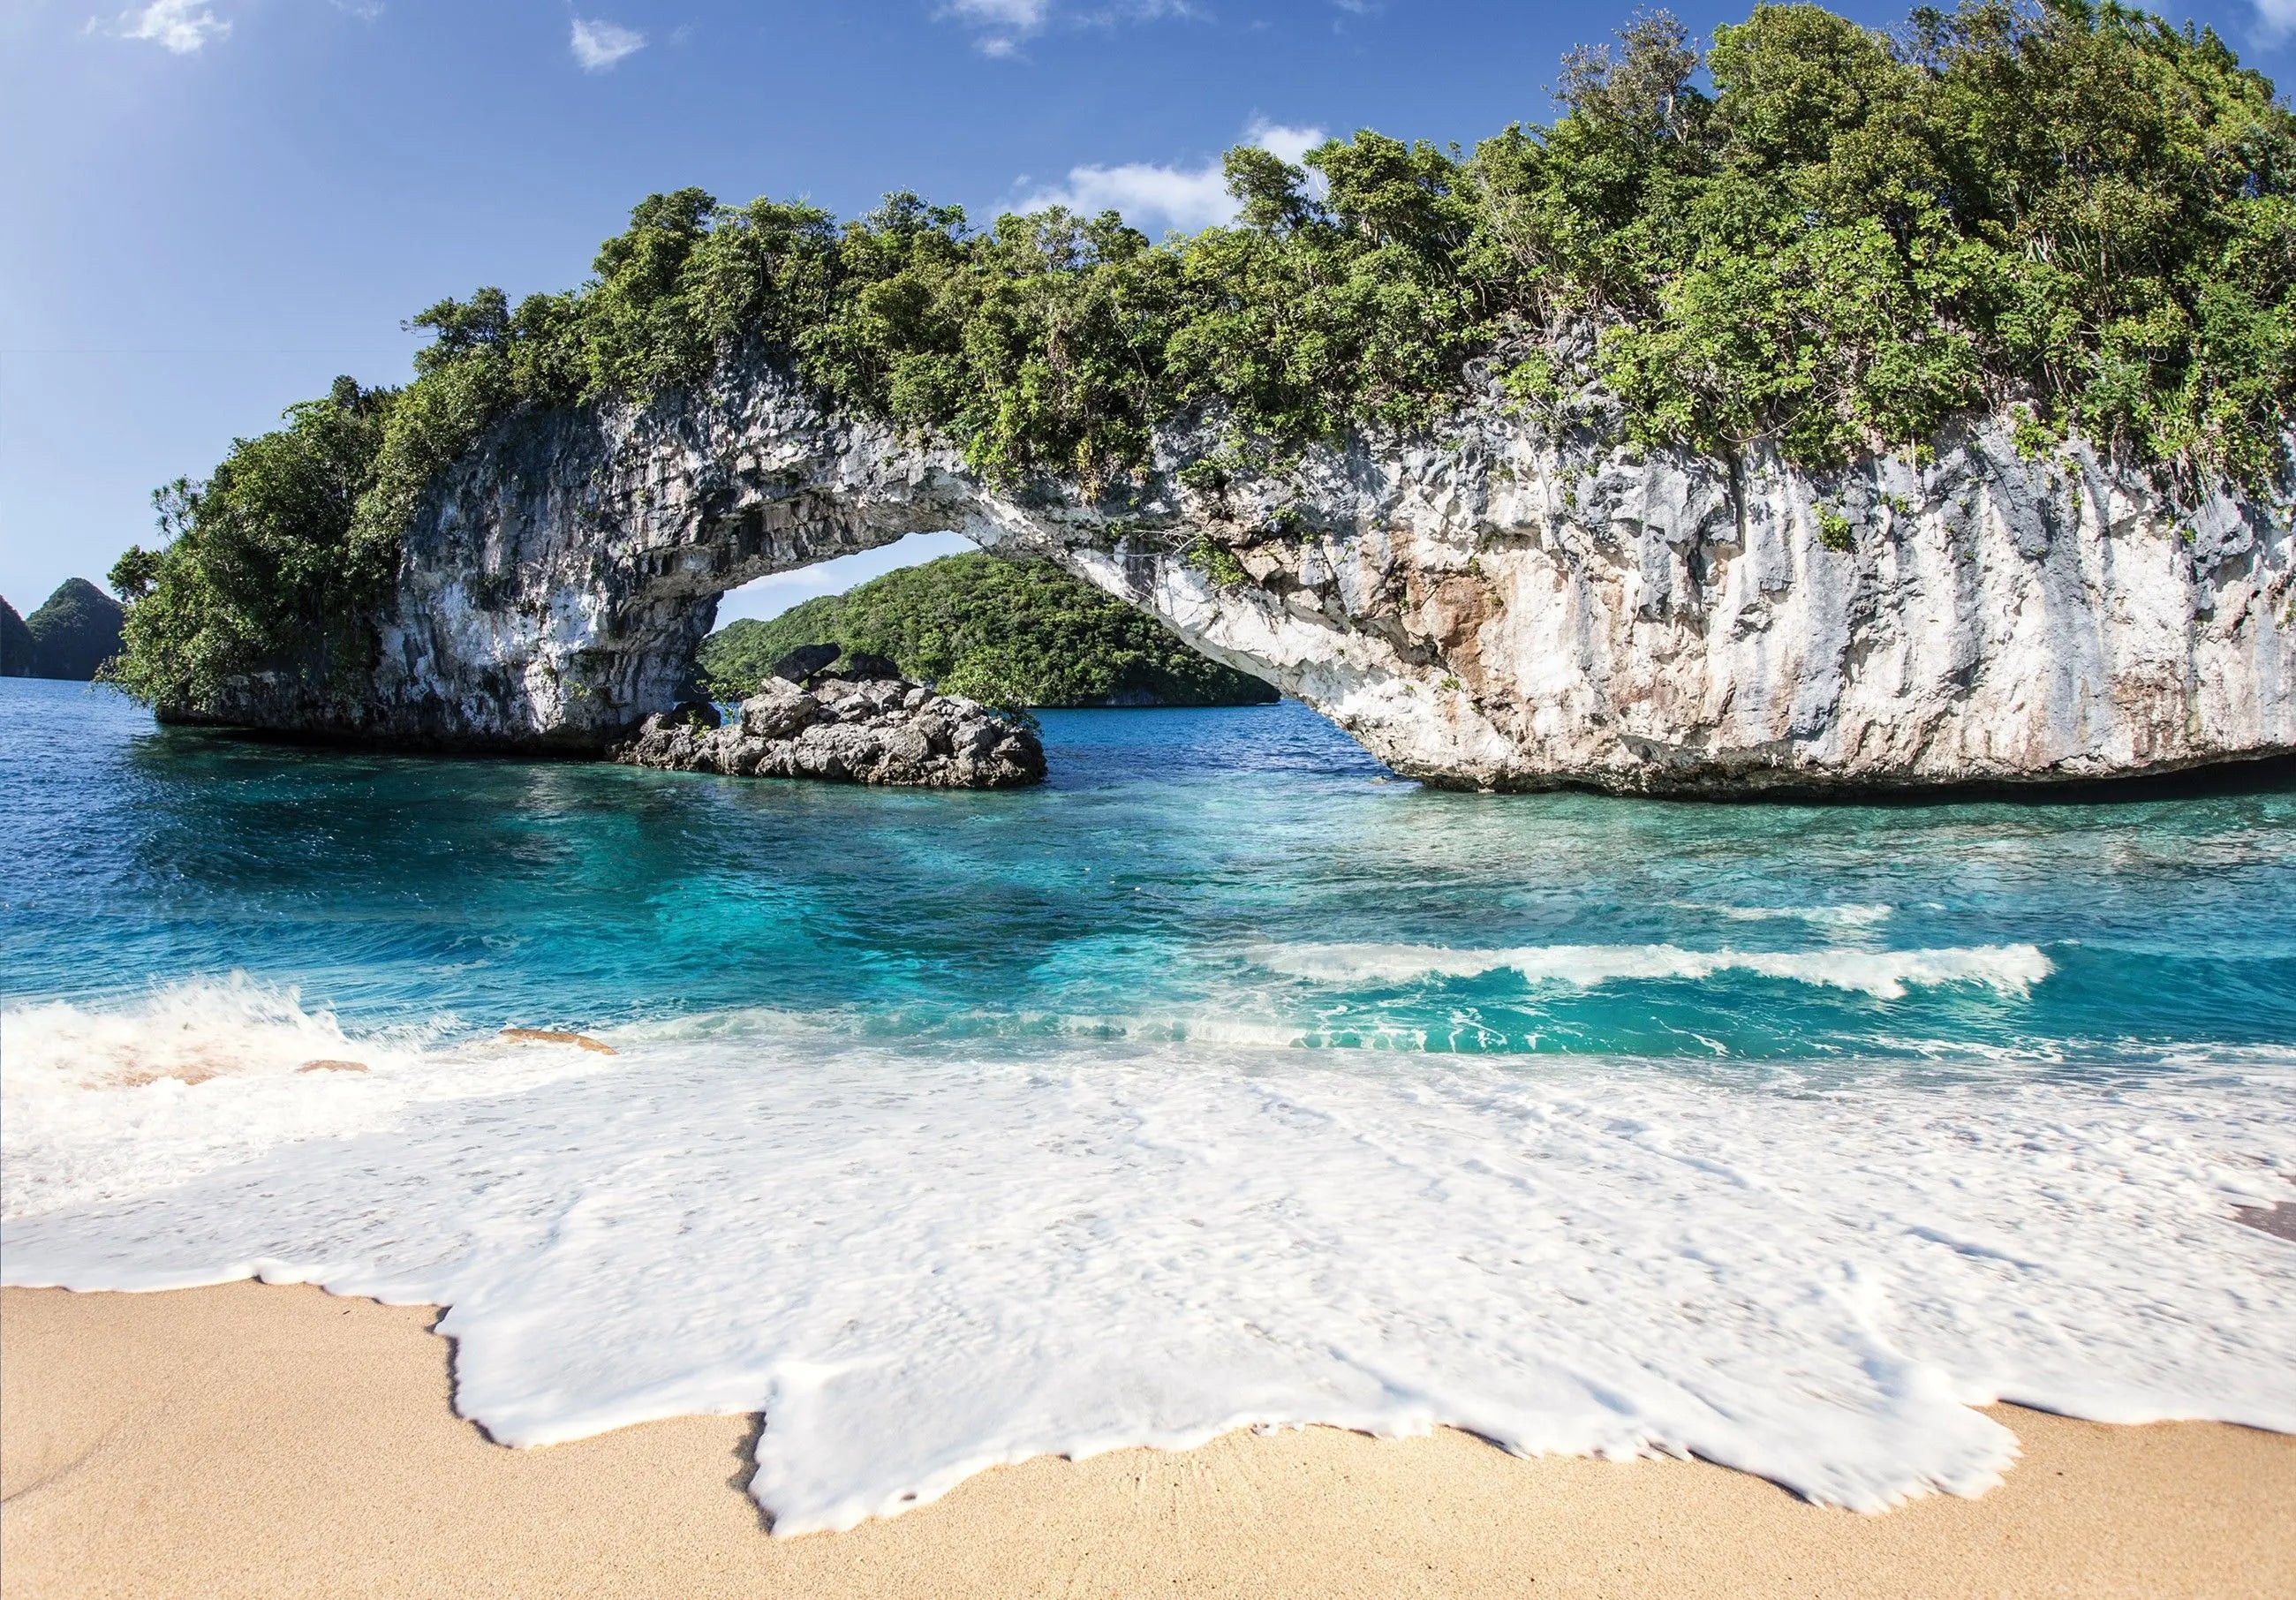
left=613, top=670, right=1045, bottom=789
left=169, top=356, right=2294, bottom=795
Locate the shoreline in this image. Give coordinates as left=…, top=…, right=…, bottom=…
left=5, top=1281, right=2292, bottom=1599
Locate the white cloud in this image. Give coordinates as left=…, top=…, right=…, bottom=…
left=570, top=17, right=646, bottom=72
left=942, top=0, right=1049, bottom=54
left=2255, top=0, right=2295, bottom=35
left=109, top=0, right=230, bottom=53
left=1249, top=122, right=1326, bottom=166
left=1025, top=159, right=1234, bottom=231
left=942, top=0, right=1192, bottom=58
left=948, top=0, right=1053, bottom=26
left=1016, top=120, right=1327, bottom=234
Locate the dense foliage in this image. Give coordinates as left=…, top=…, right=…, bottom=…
left=699, top=554, right=1280, bottom=708
left=108, top=378, right=396, bottom=706
left=112, top=1, right=2294, bottom=706
left=0, top=597, right=33, bottom=677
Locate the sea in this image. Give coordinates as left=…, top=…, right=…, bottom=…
left=3, top=674, right=2292, bottom=1533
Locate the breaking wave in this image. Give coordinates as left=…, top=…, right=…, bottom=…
left=1256, top=941, right=2054, bottom=1000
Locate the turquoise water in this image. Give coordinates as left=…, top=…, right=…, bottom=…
left=4, top=675, right=2296, bottom=1065
left=4, top=676, right=2292, bottom=1068
left=4, top=675, right=2293, bottom=1530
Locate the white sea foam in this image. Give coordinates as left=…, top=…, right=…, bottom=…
left=1258, top=941, right=2053, bottom=999
left=3, top=974, right=408, bottom=1091
left=0, top=978, right=615, bottom=1218
left=4, top=979, right=2292, bottom=1535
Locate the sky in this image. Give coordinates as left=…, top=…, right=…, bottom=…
left=4, top=0, right=2291, bottom=626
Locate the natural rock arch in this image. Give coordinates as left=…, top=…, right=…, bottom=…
left=188, top=358, right=2295, bottom=795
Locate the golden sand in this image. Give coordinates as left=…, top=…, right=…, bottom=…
left=4, top=1280, right=2291, bottom=1599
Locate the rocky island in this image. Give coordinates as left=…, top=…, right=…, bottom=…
left=0, top=598, right=32, bottom=676
left=97, top=3, right=2294, bottom=795
left=615, top=646, right=1045, bottom=788
left=1, top=578, right=125, bottom=681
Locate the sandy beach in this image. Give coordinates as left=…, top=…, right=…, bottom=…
left=4, top=1281, right=2290, bottom=1599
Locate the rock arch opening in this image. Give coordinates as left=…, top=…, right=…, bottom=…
left=711, top=533, right=976, bottom=633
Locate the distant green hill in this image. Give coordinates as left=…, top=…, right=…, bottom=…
left=25, top=578, right=125, bottom=681
left=0, top=597, right=33, bottom=676
left=700, top=555, right=1277, bottom=709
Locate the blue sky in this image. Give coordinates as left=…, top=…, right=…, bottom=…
left=4, top=0, right=2290, bottom=623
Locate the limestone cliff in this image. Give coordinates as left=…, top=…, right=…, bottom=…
left=172, top=357, right=2295, bottom=794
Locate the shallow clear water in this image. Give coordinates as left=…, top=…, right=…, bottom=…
left=4, top=675, right=2292, bottom=1530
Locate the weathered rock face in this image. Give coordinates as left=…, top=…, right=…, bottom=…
left=615, top=675, right=1045, bottom=789
left=178, top=354, right=2295, bottom=793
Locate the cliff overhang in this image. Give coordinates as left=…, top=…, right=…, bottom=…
left=170, top=358, right=2296, bottom=796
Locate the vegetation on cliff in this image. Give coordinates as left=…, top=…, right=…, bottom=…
left=110, top=0, right=2294, bottom=707
left=107, top=378, right=396, bottom=706
left=699, top=555, right=1279, bottom=707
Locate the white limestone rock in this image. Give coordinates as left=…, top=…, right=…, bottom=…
left=179, top=355, right=2294, bottom=795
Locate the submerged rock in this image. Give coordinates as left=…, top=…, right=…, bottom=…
left=499, top=1027, right=618, bottom=1055
left=614, top=674, right=1045, bottom=789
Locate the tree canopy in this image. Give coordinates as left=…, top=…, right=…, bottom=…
left=108, top=378, right=396, bottom=706
left=110, top=2, right=2294, bottom=710
left=699, top=555, right=1280, bottom=708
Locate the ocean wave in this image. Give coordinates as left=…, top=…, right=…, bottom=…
left=0, top=973, right=441, bottom=1091
left=1255, top=941, right=2054, bottom=1000
left=0, top=977, right=616, bottom=1219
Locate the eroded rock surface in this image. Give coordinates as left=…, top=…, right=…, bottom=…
left=613, top=675, right=1044, bottom=789
left=170, top=352, right=2295, bottom=794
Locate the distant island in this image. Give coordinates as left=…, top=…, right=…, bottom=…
left=0, top=599, right=31, bottom=675
left=700, top=555, right=1278, bottom=709
left=0, top=579, right=124, bottom=681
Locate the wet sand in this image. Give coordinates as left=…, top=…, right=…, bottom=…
left=4, top=1280, right=2292, bottom=1599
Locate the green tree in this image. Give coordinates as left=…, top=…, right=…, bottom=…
left=108, top=379, right=397, bottom=707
